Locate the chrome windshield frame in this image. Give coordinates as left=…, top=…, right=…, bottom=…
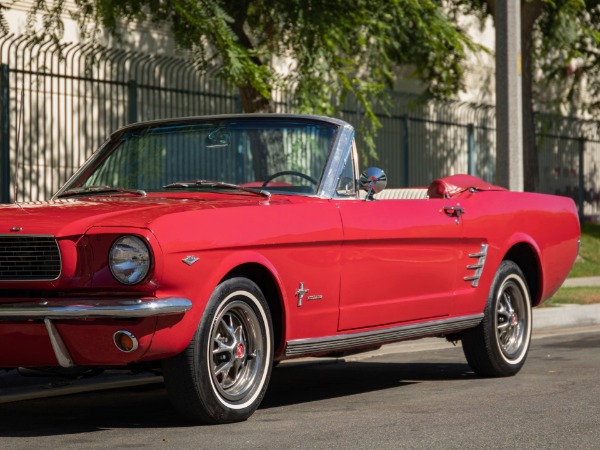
left=53, top=114, right=357, bottom=201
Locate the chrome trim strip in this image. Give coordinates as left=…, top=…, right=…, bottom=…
left=44, top=319, right=75, bottom=368
left=469, top=251, right=487, bottom=258
left=464, top=243, right=489, bottom=287
left=0, top=297, right=192, bottom=320
left=285, top=314, right=483, bottom=357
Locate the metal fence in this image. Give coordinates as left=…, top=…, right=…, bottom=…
left=1, top=33, right=600, bottom=218
left=353, top=97, right=497, bottom=188
left=536, top=116, right=600, bottom=218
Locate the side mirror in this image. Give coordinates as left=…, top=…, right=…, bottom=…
left=359, top=167, right=387, bottom=201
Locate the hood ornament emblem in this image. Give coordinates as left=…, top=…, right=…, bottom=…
left=182, top=256, right=200, bottom=266
left=10, top=226, right=22, bottom=232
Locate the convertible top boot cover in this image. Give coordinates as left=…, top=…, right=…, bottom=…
left=427, top=174, right=506, bottom=199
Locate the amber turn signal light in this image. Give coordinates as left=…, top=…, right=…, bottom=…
left=113, top=330, right=139, bottom=352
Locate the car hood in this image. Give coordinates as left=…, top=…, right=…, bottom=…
left=0, top=194, right=283, bottom=237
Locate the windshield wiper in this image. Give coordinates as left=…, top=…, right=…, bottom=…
left=57, top=185, right=147, bottom=198
left=163, top=180, right=271, bottom=200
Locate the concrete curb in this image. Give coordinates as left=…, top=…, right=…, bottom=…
left=534, top=303, right=600, bottom=329
left=561, top=276, right=600, bottom=288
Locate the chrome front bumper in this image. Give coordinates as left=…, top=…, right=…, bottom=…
left=0, top=297, right=192, bottom=369
left=0, top=297, right=192, bottom=320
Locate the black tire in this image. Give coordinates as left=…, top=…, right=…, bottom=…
left=162, top=277, right=273, bottom=424
left=461, top=260, right=532, bottom=377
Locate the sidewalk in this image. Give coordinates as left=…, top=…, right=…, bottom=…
left=561, top=276, right=600, bottom=288
left=533, top=303, right=600, bottom=329
left=536, top=276, right=600, bottom=329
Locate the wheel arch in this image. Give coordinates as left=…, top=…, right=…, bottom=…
left=502, top=242, right=542, bottom=306
left=221, top=263, right=286, bottom=358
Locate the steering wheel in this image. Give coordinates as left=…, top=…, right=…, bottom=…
left=261, top=171, right=318, bottom=187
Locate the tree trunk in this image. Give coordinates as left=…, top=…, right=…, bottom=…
left=238, top=84, right=274, bottom=114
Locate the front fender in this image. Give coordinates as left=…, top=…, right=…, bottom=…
left=146, top=249, right=287, bottom=360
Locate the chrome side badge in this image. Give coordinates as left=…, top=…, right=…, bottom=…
left=295, top=282, right=310, bottom=307
left=182, top=256, right=200, bottom=266
left=296, top=282, right=323, bottom=306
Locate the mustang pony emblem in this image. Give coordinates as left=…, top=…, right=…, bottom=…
left=295, top=282, right=310, bottom=307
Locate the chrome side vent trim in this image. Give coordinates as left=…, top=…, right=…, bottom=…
left=464, top=243, right=488, bottom=287
left=285, top=314, right=483, bottom=357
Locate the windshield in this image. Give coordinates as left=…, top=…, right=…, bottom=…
left=64, top=118, right=338, bottom=196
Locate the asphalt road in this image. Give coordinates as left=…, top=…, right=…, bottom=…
left=1, top=327, right=599, bottom=449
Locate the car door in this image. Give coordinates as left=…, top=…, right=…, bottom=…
left=336, top=198, right=463, bottom=330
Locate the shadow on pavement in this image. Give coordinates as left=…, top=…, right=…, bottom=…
left=262, top=360, right=474, bottom=409
left=0, top=360, right=474, bottom=437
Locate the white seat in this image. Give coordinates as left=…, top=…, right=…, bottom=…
left=374, top=188, right=428, bottom=200
left=359, top=188, right=428, bottom=200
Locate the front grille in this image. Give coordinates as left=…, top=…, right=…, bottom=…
left=0, top=235, right=61, bottom=281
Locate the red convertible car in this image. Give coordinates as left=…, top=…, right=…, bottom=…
left=0, top=115, right=579, bottom=423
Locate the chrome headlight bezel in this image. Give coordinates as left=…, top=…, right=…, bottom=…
left=109, top=235, right=151, bottom=285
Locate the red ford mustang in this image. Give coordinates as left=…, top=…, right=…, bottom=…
left=0, top=115, right=579, bottom=423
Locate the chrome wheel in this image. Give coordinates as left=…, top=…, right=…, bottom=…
left=495, top=276, right=528, bottom=361
left=162, top=278, right=273, bottom=424
left=210, top=300, right=264, bottom=402
left=461, top=260, right=532, bottom=377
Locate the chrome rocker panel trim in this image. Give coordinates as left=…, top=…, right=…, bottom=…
left=285, top=314, right=483, bottom=357
left=0, top=297, right=192, bottom=320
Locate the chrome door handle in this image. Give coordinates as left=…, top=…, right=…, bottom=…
left=443, top=206, right=464, bottom=217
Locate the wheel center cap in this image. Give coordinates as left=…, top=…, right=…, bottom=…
left=236, top=343, right=245, bottom=359
left=510, top=314, right=518, bottom=326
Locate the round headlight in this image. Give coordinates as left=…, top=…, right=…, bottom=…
left=109, top=236, right=151, bottom=285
